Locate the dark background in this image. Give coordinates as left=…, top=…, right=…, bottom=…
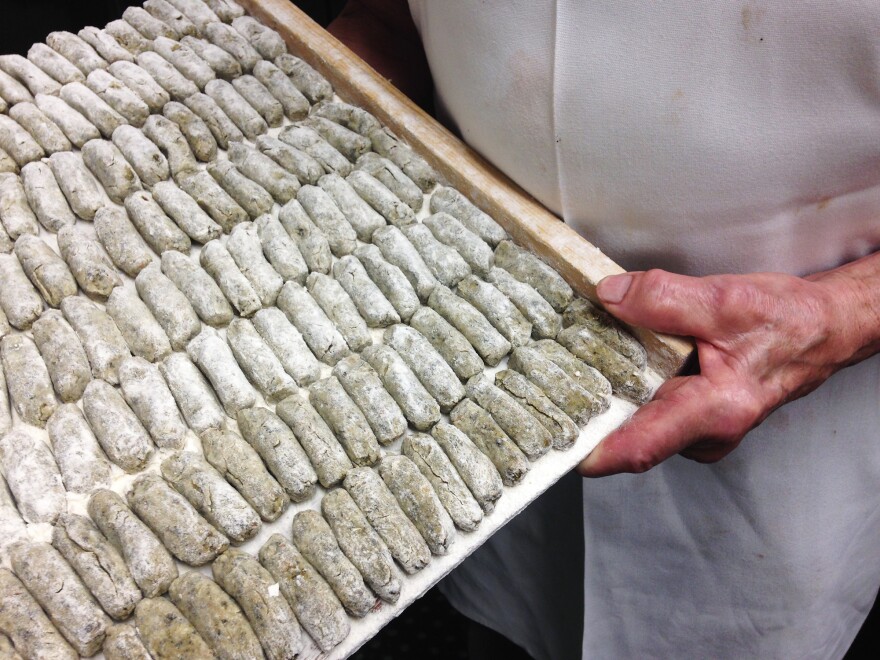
left=1, top=1, right=876, bottom=657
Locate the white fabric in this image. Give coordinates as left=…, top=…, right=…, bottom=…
left=409, top=1, right=880, bottom=658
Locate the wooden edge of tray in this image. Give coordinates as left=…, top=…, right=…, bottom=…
left=239, top=0, right=695, bottom=379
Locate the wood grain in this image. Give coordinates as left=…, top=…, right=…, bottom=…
left=239, top=0, right=694, bottom=378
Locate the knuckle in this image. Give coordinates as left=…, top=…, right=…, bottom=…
left=628, top=448, right=660, bottom=474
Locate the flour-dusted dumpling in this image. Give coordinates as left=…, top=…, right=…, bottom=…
left=46, top=404, right=111, bottom=493
left=144, top=0, right=198, bottom=39
left=252, top=307, right=322, bottom=386
left=423, top=211, right=494, bottom=276
left=85, top=69, right=150, bottom=127
left=0, top=173, right=39, bottom=239
left=20, top=160, right=76, bottom=232
left=181, top=36, right=242, bottom=80
left=125, top=191, right=192, bottom=254
left=161, top=249, right=233, bottom=326
left=321, top=488, right=400, bottom=603
left=184, top=91, right=245, bottom=148
left=279, top=124, right=351, bottom=176
left=107, top=60, right=170, bottom=113
left=8, top=101, right=72, bottom=154
left=200, top=239, right=261, bottom=316
left=361, top=343, right=440, bottom=431
left=135, top=262, right=202, bottom=351
left=449, top=398, right=530, bottom=487
left=46, top=30, right=108, bottom=75
left=142, top=114, right=199, bottom=180
left=105, top=19, right=153, bottom=56
left=187, top=326, right=256, bottom=416
left=112, top=124, right=170, bottom=187
left=0, top=334, right=56, bottom=428
left=105, top=285, right=173, bottom=363
left=318, top=171, right=386, bottom=241
left=0, top=569, right=77, bottom=660
left=296, top=184, right=357, bottom=257
left=343, top=467, right=431, bottom=575
left=163, top=100, right=218, bottom=162
left=466, top=373, right=552, bottom=460
left=178, top=169, right=248, bottom=232
left=384, top=323, right=465, bottom=413
left=119, top=356, right=188, bottom=450
left=61, top=295, right=130, bottom=382
left=402, top=222, right=470, bottom=288
left=52, top=514, right=141, bottom=621
left=82, top=379, right=154, bottom=473
left=134, top=598, right=213, bottom=660
left=7, top=541, right=109, bottom=656
left=29, top=41, right=87, bottom=84
left=356, top=151, right=423, bottom=211
left=408, top=306, right=483, bottom=380
left=232, top=74, right=283, bottom=127
left=211, top=549, right=303, bottom=660
left=428, top=285, right=510, bottom=366
left=331, top=255, right=399, bottom=327
left=495, top=368, right=579, bottom=450
left=237, top=406, right=318, bottom=503
left=0, top=427, right=65, bottom=523
left=35, top=92, right=101, bottom=148
left=150, top=180, right=222, bottom=244
left=159, top=352, right=226, bottom=434
left=127, top=473, right=229, bottom=566
left=274, top=393, right=352, bottom=488
left=205, top=21, right=261, bottom=72
left=226, top=317, right=297, bottom=402
left=531, top=338, right=614, bottom=405
left=379, top=454, right=456, bottom=555
left=229, top=141, right=299, bottom=203
left=309, top=376, right=381, bottom=468
left=254, top=213, right=308, bottom=283
left=562, top=296, right=649, bottom=367
left=32, top=310, right=91, bottom=402
left=88, top=489, right=179, bottom=598
left=0, top=67, right=34, bottom=106
left=227, top=221, right=283, bottom=306
left=168, top=571, right=264, bottom=660
left=352, top=243, right=420, bottom=321
left=201, top=427, right=289, bottom=522
left=60, top=81, right=126, bottom=138
left=372, top=224, right=437, bottom=300
left=276, top=280, right=349, bottom=365
left=403, top=432, right=483, bottom=532
left=306, top=272, right=371, bottom=352
left=49, top=151, right=104, bottom=221
left=256, top=134, right=324, bottom=184
left=78, top=26, right=135, bottom=64
left=0, top=53, right=61, bottom=96
left=83, top=139, right=143, bottom=204
left=488, top=266, right=562, bottom=339
left=258, top=534, right=350, bottom=653
left=291, top=510, right=377, bottom=618
left=13, top=233, right=77, bottom=307
left=0, top=253, right=42, bottom=330
left=136, top=51, right=199, bottom=102
left=312, top=100, right=382, bottom=137
left=161, top=451, right=261, bottom=544
left=253, top=59, right=308, bottom=119
left=278, top=197, right=332, bottom=274
left=333, top=354, right=407, bottom=445
left=507, top=345, right=602, bottom=425
left=103, top=623, right=152, bottom=660
left=369, top=125, right=439, bottom=192
left=456, top=274, right=532, bottom=347
left=275, top=53, right=333, bottom=103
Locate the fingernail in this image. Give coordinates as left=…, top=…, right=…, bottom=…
left=597, top=274, right=632, bottom=304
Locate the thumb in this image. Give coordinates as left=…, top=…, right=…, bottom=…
left=596, top=269, right=723, bottom=339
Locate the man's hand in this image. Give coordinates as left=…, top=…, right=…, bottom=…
left=578, top=257, right=880, bottom=477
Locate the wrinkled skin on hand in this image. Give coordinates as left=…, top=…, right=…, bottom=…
left=579, top=257, right=880, bottom=477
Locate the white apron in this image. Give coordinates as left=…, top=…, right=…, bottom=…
left=408, top=2, right=880, bottom=658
